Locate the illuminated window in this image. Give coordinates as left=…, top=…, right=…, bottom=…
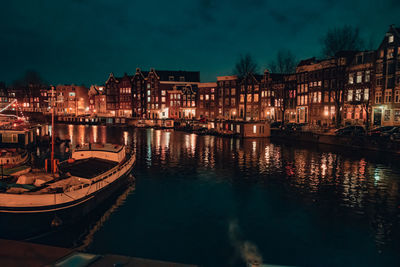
left=385, top=90, right=392, bottom=103
left=394, top=110, right=400, bottom=122
left=348, top=73, right=354, bottom=84
left=364, top=88, right=369, bottom=101
left=389, top=35, right=394, bottom=43
left=388, top=48, right=394, bottom=59
left=384, top=110, right=391, bottom=121
left=375, top=91, right=382, bottom=103
left=365, top=70, right=370, bottom=82
left=253, top=125, right=257, bottom=134
left=356, top=72, right=362, bottom=83
left=395, top=90, right=400, bottom=103
left=355, top=89, right=362, bottom=101
left=348, top=90, right=353, bottom=101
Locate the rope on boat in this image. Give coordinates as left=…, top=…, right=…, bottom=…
left=62, top=191, right=76, bottom=200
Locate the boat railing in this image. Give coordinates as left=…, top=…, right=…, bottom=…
left=88, top=151, right=135, bottom=185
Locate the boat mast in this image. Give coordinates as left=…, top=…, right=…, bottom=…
left=51, top=85, right=55, bottom=175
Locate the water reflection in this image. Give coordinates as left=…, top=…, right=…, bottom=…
left=54, top=124, right=400, bottom=257
left=78, top=181, right=136, bottom=251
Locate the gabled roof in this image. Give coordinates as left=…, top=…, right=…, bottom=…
left=378, top=25, right=400, bottom=50
left=297, top=57, right=317, bottom=67
left=153, top=70, right=200, bottom=82
left=105, top=73, right=118, bottom=84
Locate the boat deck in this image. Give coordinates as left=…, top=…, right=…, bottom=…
left=59, top=158, right=118, bottom=179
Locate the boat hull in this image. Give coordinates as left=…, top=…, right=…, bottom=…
left=0, top=160, right=134, bottom=240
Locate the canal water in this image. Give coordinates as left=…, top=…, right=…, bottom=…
left=39, top=125, right=400, bottom=266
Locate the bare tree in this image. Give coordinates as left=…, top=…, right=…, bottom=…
left=233, top=53, right=258, bottom=78
left=13, top=69, right=46, bottom=87
left=332, top=89, right=343, bottom=128
left=321, top=25, right=364, bottom=58
left=233, top=53, right=258, bottom=121
left=268, top=49, right=297, bottom=74
left=349, top=98, right=371, bottom=130
left=12, top=70, right=47, bottom=104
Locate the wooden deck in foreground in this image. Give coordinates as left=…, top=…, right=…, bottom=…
left=0, top=239, right=197, bottom=267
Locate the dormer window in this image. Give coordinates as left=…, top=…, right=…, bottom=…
left=179, top=76, right=185, bottom=81
left=169, top=76, right=174, bottom=81
left=389, top=35, right=394, bottom=43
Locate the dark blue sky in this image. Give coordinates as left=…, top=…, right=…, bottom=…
left=1, top=0, right=399, bottom=86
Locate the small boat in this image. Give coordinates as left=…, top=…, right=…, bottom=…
left=0, top=149, right=31, bottom=177
left=0, top=143, right=135, bottom=239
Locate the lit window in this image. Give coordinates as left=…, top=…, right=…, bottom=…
left=253, top=125, right=257, bottom=134
left=254, top=94, right=259, bottom=102
left=375, top=91, right=382, bottom=103
left=384, top=110, right=391, bottom=121
left=364, top=88, right=369, bottom=101
left=365, top=70, right=370, bottom=82
left=356, top=72, right=362, bottom=83
left=349, top=73, right=354, bottom=84
left=395, top=90, right=400, bottom=103
left=348, top=90, right=353, bottom=101
left=385, top=90, right=392, bottom=103
left=355, top=89, right=362, bottom=101
left=389, top=35, right=394, bottom=43
left=388, top=48, right=394, bottom=59
left=394, top=110, right=400, bottom=122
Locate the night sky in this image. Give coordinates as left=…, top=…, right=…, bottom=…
left=1, top=0, right=399, bottom=86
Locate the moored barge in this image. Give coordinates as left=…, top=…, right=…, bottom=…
left=0, top=143, right=135, bottom=239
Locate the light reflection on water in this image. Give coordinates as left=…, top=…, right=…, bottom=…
left=53, top=124, right=400, bottom=266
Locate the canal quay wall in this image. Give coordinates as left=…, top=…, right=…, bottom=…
left=271, top=129, right=400, bottom=154
left=0, top=239, right=197, bottom=267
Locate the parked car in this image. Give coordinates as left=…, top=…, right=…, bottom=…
left=270, top=121, right=283, bottom=129
left=368, top=126, right=395, bottom=136
left=389, top=128, right=400, bottom=141
left=335, top=126, right=366, bottom=136
left=380, top=127, right=400, bottom=139
left=282, top=123, right=303, bottom=132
